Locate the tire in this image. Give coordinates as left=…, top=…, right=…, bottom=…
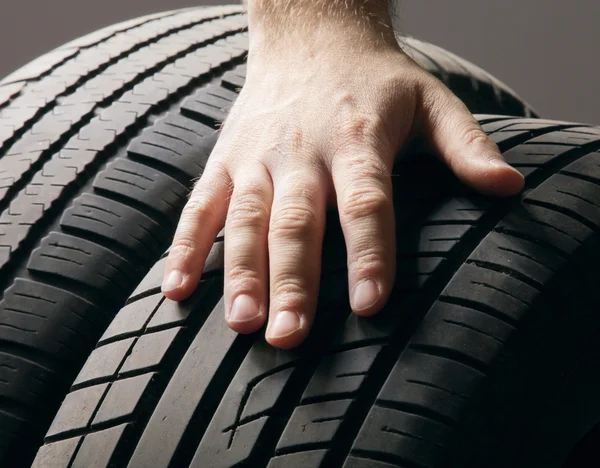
left=0, top=6, right=537, bottom=467
left=35, top=117, right=600, bottom=468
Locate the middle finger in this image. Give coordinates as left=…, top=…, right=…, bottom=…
left=265, top=169, right=327, bottom=349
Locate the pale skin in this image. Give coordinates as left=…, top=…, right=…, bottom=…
left=162, top=0, right=525, bottom=349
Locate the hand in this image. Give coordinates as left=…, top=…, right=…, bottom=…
left=161, top=29, right=524, bottom=349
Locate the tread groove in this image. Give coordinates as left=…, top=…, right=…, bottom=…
left=442, top=319, right=505, bottom=344
left=496, top=246, right=558, bottom=272
left=493, top=227, right=569, bottom=258
left=560, top=169, right=600, bottom=186
left=555, top=189, right=600, bottom=209
left=375, top=399, right=463, bottom=431
left=469, top=280, right=531, bottom=307
left=524, top=198, right=599, bottom=232
left=405, top=379, right=468, bottom=400
left=465, top=259, right=544, bottom=291
left=408, top=343, right=488, bottom=376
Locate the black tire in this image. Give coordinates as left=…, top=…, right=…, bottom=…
left=35, top=117, right=600, bottom=468
left=0, top=6, right=537, bottom=467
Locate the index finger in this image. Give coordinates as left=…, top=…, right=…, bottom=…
left=162, top=162, right=232, bottom=301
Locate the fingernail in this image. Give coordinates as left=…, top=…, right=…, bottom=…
left=489, top=159, right=510, bottom=168
left=351, top=278, right=380, bottom=312
left=229, top=294, right=261, bottom=323
left=267, top=311, right=301, bottom=339
left=162, top=269, right=183, bottom=293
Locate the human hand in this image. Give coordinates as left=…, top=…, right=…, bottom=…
left=161, top=20, right=524, bottom=349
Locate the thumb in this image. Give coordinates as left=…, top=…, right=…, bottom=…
left=419, top=82, right=525, bottom=196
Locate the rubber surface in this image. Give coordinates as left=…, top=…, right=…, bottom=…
left=0, top=6, right=539, bottom=467
left=36, top=118, right=600, bottom=467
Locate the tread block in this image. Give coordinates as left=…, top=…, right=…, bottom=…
left=441, top=264, right=543, bottom=323
left=530, top=130, right=600, bottom=146
left=503, top=143, right=577, bottom=166
left=528, top=174, right=600, bottom=227
left=411, top=304, right=509, bottom=368
left=99, top=293, right=163, bottom=345
left=302, top=345, right=382, bottom=401
left=31, top=436, right=82, bottom=468
left=127, top=112, right=217, bottom=179
left=0, top=279, right=102, bottom=356
left=71, top=423, right=128, bottom=468
left=378, top=347, right=486, bottom=425
left=92, top=373, right=154, bottom=425
left=396, top=224, right=472, bottom=255
left=480, top=118, right=525, bottom=134
left=0, top=351, right=58, bottom=408
left=27, top=232, right=140, bottom=295
left=381, top=348, right=485, bottom=404
left=73, top=338, right=135, bottom=387
left=351, top=406, right=454, bottom=467
left=146, top=298, right=192, bottom=331
left=424, top=197, right=491, bottom=223
left=561, top=151, right=600, bottom=182
left=474, top=228, right=566, bottom=278
left=192, top=417, right=269, bottom=466
left=129, top=257, right=166, bottom=298
left=61, top=193, right=166, bottom=258
left=181, top=84, right=238, bottom=123
left=276, top=400, right=352, bottom=450
left=496, top=210, right=584, bottom=257
left=267, top=450, right=328, bottom=468
left=120, top=327, right=181, bottom=373
left=94, top=158, right=189, bottom=221
left=221, top=68, right=246, bottom=90
left=46, top=383, right=108, bottom=438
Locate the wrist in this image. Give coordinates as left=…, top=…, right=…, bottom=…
left=245, top=0, right=399, bottom=55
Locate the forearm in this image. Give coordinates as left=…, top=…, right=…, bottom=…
left=243, top=0, right=398, bottom=53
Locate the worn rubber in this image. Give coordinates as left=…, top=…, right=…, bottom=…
left=35, top=119, right=600, bottom=468
left=0, top=6, right=539, bottom=468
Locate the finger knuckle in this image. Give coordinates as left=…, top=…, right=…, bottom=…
left=349, top=246, right=386, bottom=273
left=169, top=236, right=198, bottom=260
left=269, top=203, right=319, bottom=241
left=227, top=263, right=261, bottom=287
left=183, top=195, right=217, bottom=220
left=341, top=186, right=390, bottom=223
left=337, top=114, right=385, bottom=148
left=461, top=126, right=489, bottom=147
left=271, top=274, right=308, bottom=307
left=345, top=154, right=389, bottom=181
left=227, top=188, right=270, bottom=231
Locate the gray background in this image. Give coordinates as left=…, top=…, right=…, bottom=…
left=0, top=0, right=598, bottom=124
